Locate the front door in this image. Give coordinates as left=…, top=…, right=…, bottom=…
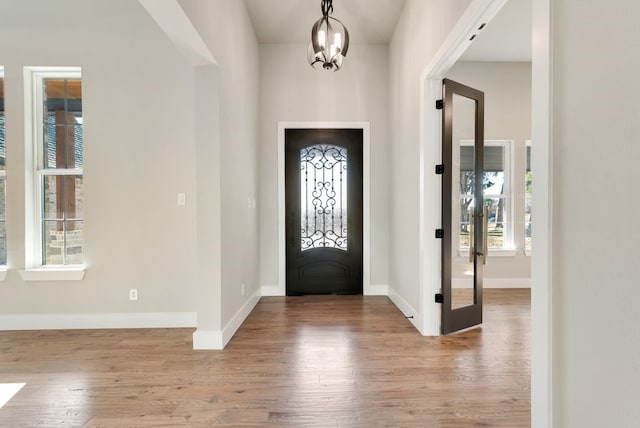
left=285, top=128, right=363, bottom=295
left=441, top=78, right=485, bottom=334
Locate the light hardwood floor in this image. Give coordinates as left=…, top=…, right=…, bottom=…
left=0, top=289, right=530, bottom=427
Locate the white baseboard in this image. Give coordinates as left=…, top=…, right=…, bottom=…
left=365, top=284, right=388, bottom=295
left=192, top=329, right=223, bottom=350
left=0, top=312, right=197, bottom=331
left=261, top=284, right=283, bottom=296
left=193, top=288, right=261, bottom=350
left=452, top=277, right=531, bottom=288
left=220, top=289, right=260, bottom=348
left=387, top=286, right=421, bottom=332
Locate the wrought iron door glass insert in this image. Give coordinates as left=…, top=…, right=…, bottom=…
left=300, top=144, right=348, bottom=251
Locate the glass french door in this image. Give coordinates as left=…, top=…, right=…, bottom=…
left=441, top=78, right=485, bottom=334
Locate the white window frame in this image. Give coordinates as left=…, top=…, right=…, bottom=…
left=458, top=139, right=516, bottom=256
left=21, top=66, right=85, bottom=280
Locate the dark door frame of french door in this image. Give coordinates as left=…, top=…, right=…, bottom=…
left=440, top=78, right=485, bottom=334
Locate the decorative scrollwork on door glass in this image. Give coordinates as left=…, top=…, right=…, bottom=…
left=300, top=144, right=348, bottom=251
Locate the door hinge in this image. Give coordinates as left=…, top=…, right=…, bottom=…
left=435, top=99, right=444, bottom=110
left=435, top=164, right=444, bottom=174
left=435, top=293, right=444, bottom=303
left=435, top=229, right=444, bottom=239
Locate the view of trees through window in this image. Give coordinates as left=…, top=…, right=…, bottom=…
left=459, top=143, right=509, bottom=249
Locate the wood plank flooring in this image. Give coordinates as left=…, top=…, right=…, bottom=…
left=0, top=289, right=530, bottom=427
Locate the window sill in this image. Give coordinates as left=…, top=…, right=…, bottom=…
left=20, top=267, right=86, bottom=281
left=458, top=248, right=519, bottom=258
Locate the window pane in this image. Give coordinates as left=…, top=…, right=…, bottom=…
left=65, top=220, right=83, bottom=265
left=460, top=170, right=475, bottom=195
left=459, top=197, right=473, bottom=247
left=525, top=145, right=532, bottom=249
left=0, top=176, right=5, bottom=220
left=42, top=175, right=83, bottom=220
left=43, top=78, right=82, bottom=169
left=72, top=124, right=83, bottom=168
left=43, top=220, right=64, bottom=265
left=0, top=221, right=5, bottom=266
left=525, top=195, right=532, bottom=248
left=485, top=197, right=507, bottom=248
left=43, top=175, right=59, bottom=219
left=0, top=77, right=4, bottom=171
left=484, top=145, right=505, bottom=172
left=483, top=171, right=504, bottom=196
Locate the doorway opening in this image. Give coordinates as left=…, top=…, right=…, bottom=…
left=420, top=0, right=551, bottom=424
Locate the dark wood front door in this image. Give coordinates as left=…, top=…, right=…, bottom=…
left=285, top=128, right=363, bottom=295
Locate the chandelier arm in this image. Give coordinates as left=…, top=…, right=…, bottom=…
left=327, top=16, right=349, bottom=56
left=310, top=17, right=325, bottom=53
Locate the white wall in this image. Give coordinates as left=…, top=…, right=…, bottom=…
left=552, top=0, right=640, bottom=425
left=0, top=0, right=199, bottom=321
left=446, top=61, right=531, bottom=281
left=258, top=44, right=390, bottom=292
left=388, top=0, right=471, bottom=320
left=177, top=0, right=260, bottom=329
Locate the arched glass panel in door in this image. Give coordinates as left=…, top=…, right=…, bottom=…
left=300, top=144, right=348, bottom=251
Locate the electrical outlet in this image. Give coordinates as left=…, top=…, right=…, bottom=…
left=129, top=289, right=138, bottom=301
left=241, top=284, right=245, bottom=296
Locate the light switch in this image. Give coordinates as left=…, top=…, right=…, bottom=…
left=177, top=193, right=186, bottom=206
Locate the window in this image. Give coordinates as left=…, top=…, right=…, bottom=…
left=25, top=67, right=83, bottom=268
left=0, top=70, right=6, bottom=266
left=525, top=142, right=532, bottom=252
left=459, top=140, right=513, bottom=250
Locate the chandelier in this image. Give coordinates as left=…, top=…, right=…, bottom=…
left=307, top=0, right=350, bottom=71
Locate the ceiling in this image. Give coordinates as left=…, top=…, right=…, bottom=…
left=243, top=0, right=407, bottom=44
left=460, top=0, right=532, bottom=61
left=243, top=0, right=531, bottom=62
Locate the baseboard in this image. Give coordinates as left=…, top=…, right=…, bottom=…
left=387, top=286, right=421, bottom=332
left=192, top=329, right=223, bottom=350
left=261, top=284, right=283, bottom=296
left=452, top=277, right=531, bottom=288
left=364, top=284, right=388, bottom=295
left=220, top=289, right=261, bottom=348
left=193, top=288, right=261, bottom=350
left=0, top=312, right=197, bottom=331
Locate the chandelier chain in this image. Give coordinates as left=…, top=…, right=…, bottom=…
left=321, top=0, right=333, bottom=17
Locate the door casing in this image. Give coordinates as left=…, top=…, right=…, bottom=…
left=267, top=121, right=373, bottom=297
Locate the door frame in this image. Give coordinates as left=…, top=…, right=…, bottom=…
left=419, top=0, right=552, bottom=425
left=271, top=121, right=372, bottom=296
